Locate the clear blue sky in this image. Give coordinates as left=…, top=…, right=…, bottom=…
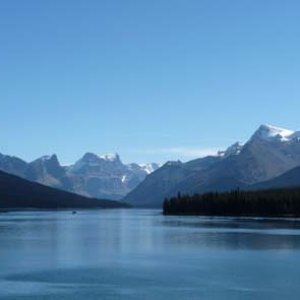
left=0, top=0, right=300, bottom=164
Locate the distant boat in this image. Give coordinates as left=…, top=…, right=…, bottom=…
left=72, top=211, right=77, bottom=215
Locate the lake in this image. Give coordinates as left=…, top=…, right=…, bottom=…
left=1, top=209, right=300, bottom=299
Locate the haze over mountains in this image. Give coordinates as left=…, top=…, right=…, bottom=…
left=0, top=152, right=159, bottom=200
left=124, top=125, right=300, bottom=207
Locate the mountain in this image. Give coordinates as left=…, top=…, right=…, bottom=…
left=65, top=153, right=159, bottom=199
left=124, top=157, right=222, bottom=208
left=0, top=170, right=128, bottom=209
left=0, top=152, right=158, bottom=200
left=250, top=166, right=300, bottom=191
left=139, top=163, right=160, bottom=174
left=124, top=124, right=300, bottom=207
left=25, top=155, right=70, bottom=188
left=0, top=153, right=27, bottom=177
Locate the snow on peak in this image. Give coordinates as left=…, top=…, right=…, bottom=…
left=81, top=152, right=100, bottom=162
left=164, top=160, right=182, bottom=167
left=139, top=163, right=160, bottom=174
left=251, top=124, right=296, bottom=142
left=218, top=142, right=243, bottom=158
left=35, top=154, right=59, bottom=163
left=39, top=155, right=52, bottom=161
left=100, top=153, right=120, bottom=162
left=81, top=152, right=120, bottom=163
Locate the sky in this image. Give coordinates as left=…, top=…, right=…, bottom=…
left=0, top=0, right=300, bottom=164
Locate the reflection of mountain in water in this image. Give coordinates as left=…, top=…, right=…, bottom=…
left=161, top=217, right=300, bottom=250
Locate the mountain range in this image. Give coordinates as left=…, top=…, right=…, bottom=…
left=124, top=125, right=300, bottom=207
left=2, top=124, right=300, bottom=208
left=0, top=152, right=159, bottom=200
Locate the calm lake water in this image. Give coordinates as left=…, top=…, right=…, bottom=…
left=1, top=209, right=300, bottom=299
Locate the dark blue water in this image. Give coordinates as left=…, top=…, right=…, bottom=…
left=1, top=209, right=300, bottom=299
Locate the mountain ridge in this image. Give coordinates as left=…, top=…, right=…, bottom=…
left=0, top=152, right=159, bottom=200
left=0, top=169, right=128, bottom=209
left=124, top=124, right=300, bottom=207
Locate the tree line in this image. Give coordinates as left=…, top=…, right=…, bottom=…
left=163, top=188, right=300, bottom=217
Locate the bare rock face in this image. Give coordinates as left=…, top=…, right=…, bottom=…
left=64, top=153, right=158, bottom=199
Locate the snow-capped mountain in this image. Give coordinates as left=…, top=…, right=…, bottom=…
left=139, top=163, right=160, bottom=174
left=0, top=152, right=159, bottom=200
left=69, top=152, right=126, bottom=175
left=218, top=142, right=243, bottom=158
left=250, top=124, right=300, bottom=142
left=124, top=124, right=300, bottom=207
left=65, top=152, right=159, bottom=199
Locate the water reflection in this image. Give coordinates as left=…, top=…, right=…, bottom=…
left=161, top=215, right=300, bottom=250
left=1, top=210, right=300, bottom=299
